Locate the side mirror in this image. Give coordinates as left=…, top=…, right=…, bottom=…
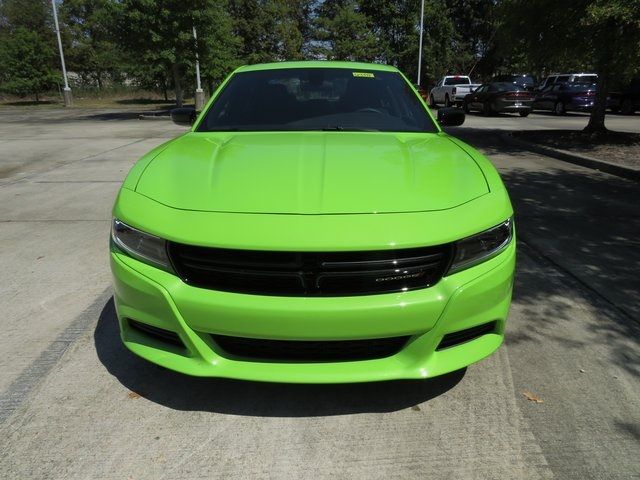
left=437, top=107, right=465, bottom=126
left=171, top=107, right=196, bottom=126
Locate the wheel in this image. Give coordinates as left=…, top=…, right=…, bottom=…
left=483, top=101, right=492, bottom=116
left=429, top=94, right=436, bottom=108
left=519, top=111, right=530, bottom=117
left=554, top=101, right=566, bottom=115
left=621, top=98, right=635, bottom=115
left=463, top=101, right=470, bottom=113
left=444, top=95, right=451, bottom=107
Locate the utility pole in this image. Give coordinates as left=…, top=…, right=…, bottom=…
left=51, top=0, right=72, bottom=107
left=417, top=0, right=425, bottom=85
left=193, top=26, right=205, bottom=111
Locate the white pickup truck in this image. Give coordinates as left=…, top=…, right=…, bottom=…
left=429, top=76, right=481, bottom=107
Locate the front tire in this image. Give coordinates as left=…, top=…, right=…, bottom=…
left=519, top=110, right=530, bottom=117
left=554, top=101, right=566, bottom=115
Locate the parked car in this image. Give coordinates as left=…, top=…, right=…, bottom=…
left=610, top=77, right=640, bottom=115
left=532, top=82, right=600, bottom=114
left=111, top=61, right=515, bottom=383
left=429, top=75, right=481, bottom=107
left=492, top=74, right=536, bottom=91
left=463, top=82, right=534, bottom=116
left=537, top=73, right=598, bottom=90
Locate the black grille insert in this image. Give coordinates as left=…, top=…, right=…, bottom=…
left=167, top=243, right=452, bottom=296
left=128, top=319, right=184, bottom=348
left=436, top=321, right=497, bottom=350
left=212, top=335, right=411, bottom=362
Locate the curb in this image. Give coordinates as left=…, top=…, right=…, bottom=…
left=502, top=133, right=640, bottom=182
left=138, top=114, right=170, bottom=120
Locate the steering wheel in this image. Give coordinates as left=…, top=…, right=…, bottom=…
left=356, top=107, right=384, bottom=114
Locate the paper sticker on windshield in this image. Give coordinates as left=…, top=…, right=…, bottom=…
left=352, top=72, right=375, bottom=78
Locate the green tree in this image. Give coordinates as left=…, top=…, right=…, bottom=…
left=198, top=1, right=243, bottom=89
left=60, top=0, right=124, bottom=88
left=0, top=0, right=54, bottom=35
left=314, top=0, right=379, bottom=61
left=357, top=0, right=457, bottom=85
left=0, top=27, right=59, bottom=101
left=445, top=0, right=498, bottom=78
left=116, top=0, right=210, bottom=106
left=359, top=0, right=420, bottom=71
left=228, top=0, right=305, bottom=63
left=416, top=0, right=458, bottom=84
left=0, top=0, right=59, bottom=99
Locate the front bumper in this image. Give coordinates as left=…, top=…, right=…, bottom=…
left=568, top=100, right=594, bottom=112
left=110, top=237, right=515, bottom=383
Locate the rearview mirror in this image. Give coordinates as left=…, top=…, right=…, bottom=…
left=437, top=107, right=465, bottom=127
left=171, top=107, right=196, bottom=126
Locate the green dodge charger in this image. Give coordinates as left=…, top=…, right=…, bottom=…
left=110, top=61, right=515, bottom=383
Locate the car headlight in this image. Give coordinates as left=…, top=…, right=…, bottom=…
left=447, top=218, right=513, bottom=274
left=111, top=219, right=173, bottom=272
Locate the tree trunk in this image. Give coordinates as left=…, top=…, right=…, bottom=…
left=584, top=74, right=608, bottom=134
left=162, top=78, right=169, bottom=101
left=172, top=64, right=184, bottom=108
left=35, top=91, right=39, bottom=102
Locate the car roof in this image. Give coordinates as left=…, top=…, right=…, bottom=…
left=548, top=73, right=597, bottom=76
left=235, top=61, right=399, bottom=73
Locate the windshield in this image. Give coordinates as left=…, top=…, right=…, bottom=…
left=491, top=82, right=519, bottom=92
left=197, top=68, right=437, bottom=133
left=574, top=75, right=597, bottom=84
left=444, top=77, right=470, bottom=85
left=494, top=75, right=534, bottom=86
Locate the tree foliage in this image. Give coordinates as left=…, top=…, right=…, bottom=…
left=228, top=0, right=306, bottom=63
left=0, top=27, right=59, bottom=100
left=314, top=0, right=379, bottom=61
left=0, top=1, right=58, bottom=100
left=60, top=0, right=124, bottom=88
left=0, top=0, right=638, bottom=131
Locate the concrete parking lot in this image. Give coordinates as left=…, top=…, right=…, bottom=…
left=0, top=107, right=639, bottom=479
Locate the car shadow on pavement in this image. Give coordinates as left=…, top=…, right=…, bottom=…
left=94, top=298, right=465, bottom=417
left=501, top=165, right=640, bottom=381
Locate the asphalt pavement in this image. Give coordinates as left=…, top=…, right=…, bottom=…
left=0, top=107, right=638, bottom=479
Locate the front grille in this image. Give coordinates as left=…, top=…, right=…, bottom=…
left=212, top=335, right=410, bottom=362
left=436, top=321, right=497, bottom=350
left=167, top=243, right=452, bottom=296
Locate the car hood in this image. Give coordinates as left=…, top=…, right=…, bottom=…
left=135, top=132, right=489, bottom=215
